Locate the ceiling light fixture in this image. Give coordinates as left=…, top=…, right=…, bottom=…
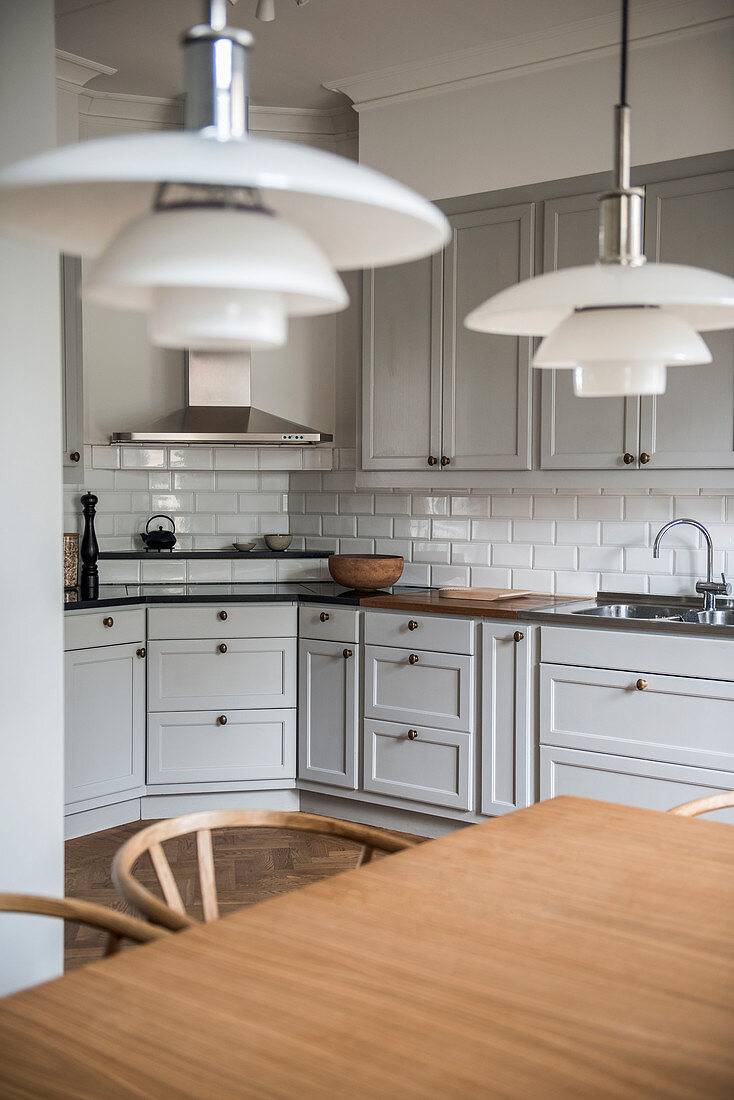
left=0, top=0, right=449, bottom=351
left=255, top=0, right=275, bottom=22
left=465, top=0, right=734, bottom=397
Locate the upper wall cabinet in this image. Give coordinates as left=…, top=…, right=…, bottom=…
left=539, top=193, right=641, bottom=470
left=640, top=171, right=734, bottom=469
left=60, top=255, right=84, bottom=482
left=541, top=171, right=734, bottom=470
left=362, top=204, right=534, bottom=472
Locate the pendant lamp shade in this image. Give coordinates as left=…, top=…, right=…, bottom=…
left=465, top=262, right=734, bottom=337
left=571, top=363, right=668, bottom=397
left=0, top=131, right=450, bottom=269
left=149, top=288, right=287, bottom=350
left=532, top=308, right=713, bottom=368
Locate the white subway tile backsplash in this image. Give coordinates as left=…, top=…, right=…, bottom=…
left=258, top=448, right=302, bottom=470
left=450, top=496, right=490, bottom=517
left=186, top=560, right=233, bottom=583
left=469, top=566, right=511, bottom=587
left=400, top=563, right=431, bottom=586
left=431, top=518, right=471, bottom=541
left=511, top=568, right=554, bottom=594
left=624, top=494, right=673, bottom=520
left=232, top=560, right=277, bottom=582
left=375, top=494, right=410, bottom=514
left=113, top=470, right=150, bottom=490
left=674, top=496, right=724, bottom=522
left=357, top=516, right=393, bottom=538
left=578, top=546, right=623, bottom=572
left=451, top=542, right=490, bottom=566
left=492, top=544, right=532, bottom=569
left=276, top=559, right=322, bottom=581
left=99, top=560, right=141, bottom=584
left=394, top=517, right=430, bottom=539
left=471, top=520, right=511, bottom=542
left=120, top=447, right=167, bottom=469
left=601, top=572, right=648, bottom=594
left=578, top=496, right=624, bottom=520
left=412, top=495, right=449, bottom=516
left=148, top=472, right=172, bottom=491
left=431, top=565, right=471, bottom=587
left=413, top=541, right=451, bottom=564
left=556, top=521, right=601, bottom=545
left=141, top=559, right=187, bottom=583
left=195, top=492, right=237, bottom=513
left=533, top=494, right=576, bottom=519
left=533, top=545, right=576, bottom=571
left=511, top=519, right=554, bottom=544
left=174, top=472, right=216, bottom=491
left=337, top=538, right=374, bottom=555
left=626, top=547, right=672, bottom=574
left=151, top=493, right=194, bottom=513
left=339, top=493, right=374, bottom=514
left=323, top=515, right=357, bottom=537
left=92, top=445, right=120, bottom=469
left=213, top=448, right=259, bottom=470
left=167, top=448, right=214, bottom=470
left=491, top=496, right=532, bottom=518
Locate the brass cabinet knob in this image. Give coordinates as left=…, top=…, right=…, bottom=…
left=408, top=653, right=419, bottom=665
left=217, top=715, right=228, bottom=725
left=623, top=452, right=635, bottom=464
left=343, top=648, right=353, bottom=659
left=136, top=647, right=146, bottom=658
left=640, top=452, right=651, bottom=464
left=218, top=610, right=228, bottom=621
left=636, top=678, right=648, bottom=691
left=319, top=611, right=330, bottom=622
left=407, top=729, right=419, bottom=740
left=441, top=455, right=451, bottom=467
left=103, top=616, right=114, bottom=628
left=69, top=451, right=81, bottom=463
left=408, top=620, right=419, bottom=631
left=427, top=456, right=438, bottom=466
left=514, top=631, right=524, bottom=642
left=218, top=643, right=228, bottom=654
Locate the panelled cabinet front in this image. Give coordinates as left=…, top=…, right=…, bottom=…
left=298, top=638, right=359, bottom=789
left=65, top=642, right=145, bottom=806
left=480, top=622, right=536, bottom=816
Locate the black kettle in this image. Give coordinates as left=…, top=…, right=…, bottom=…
left=141, top=514, right=177, bottom=552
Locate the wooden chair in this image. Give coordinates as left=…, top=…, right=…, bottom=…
left=668, top=791, right=734, bottom=818
left=112, top=810, right=420, bottom=931
left=0, top=894, right=168, bottom=958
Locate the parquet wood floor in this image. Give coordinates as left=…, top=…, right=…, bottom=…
left=64, top=817, right=421, bottom=971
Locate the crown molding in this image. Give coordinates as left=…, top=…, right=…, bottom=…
left=55, top=49, right=117, bottom=88
left=324, top=0, right=734, bottom=109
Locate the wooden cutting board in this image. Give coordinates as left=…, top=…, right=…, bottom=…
left=438, top=587, right=531, bottom=602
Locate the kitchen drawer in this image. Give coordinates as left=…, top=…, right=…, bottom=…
left=540, top=746, right=734, bottom=823
left=364, top=644, right=474, bottom=732
left=147, top=603, right=297, bottom=641
left=540, top=662, right=734, bottom=770
left=540, top=624, right=734, bottom=681
left=148, top=638, right=296, bottom=712
left=148, top=709, right=296, bottom=784
left=299, top=605, right=360, bottom=643
left=64, top=608, right=145, bottom=651
left=364, top=719, right=472, bottom=810
left=364, top=610, right=474, bottom=654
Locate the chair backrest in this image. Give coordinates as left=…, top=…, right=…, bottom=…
left=668, top=791, right=734, bottom=818
left=0, top=893, right=168, bottom=958
left=112, top=809, right=420, bottom=931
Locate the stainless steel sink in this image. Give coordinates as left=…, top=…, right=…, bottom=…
left=681, top=609, right=734, bottom=625
left=572, top=604, right=684, bottom=620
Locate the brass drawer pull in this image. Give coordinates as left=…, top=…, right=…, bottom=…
left=408, top=653, right=419, bottom=665
left=217, top=715, right=228, bottom=725
left=407, top=729, right=419, bottom=740
left=514, top=631, right=524, bottom=642
left=427, top=456, right=437, bottom=466
left=441, top=455, right=451, bottom=467
left=218, top=643, right=228, bottom=654
left=636, top=678, right=648, bottom=691
left=103, top=617, right=114, bottom=628
left=408, top=620, right=419, bottom=630
left=343, top=648, right=353, bottom=659
left=69, top=451, right=81, bottom=463
left=218, top=610, right=228, bottom=621
left=136, top=647, right=146, bottom=659
left=640, top=452, right=651, bottom=465
left=320, top=611, right=330, bottom=622
left=623, top=452, right=635, bottom=464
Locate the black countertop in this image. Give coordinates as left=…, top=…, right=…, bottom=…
left=98, top=550, right=331, bottom=560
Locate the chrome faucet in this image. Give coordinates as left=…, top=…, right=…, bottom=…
left=653, top=519, right=731, bottom=611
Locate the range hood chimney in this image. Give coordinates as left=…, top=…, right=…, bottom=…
left=112, top=351, right=332, bottom=444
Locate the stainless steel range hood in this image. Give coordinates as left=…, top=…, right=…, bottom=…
left=112, top=351, right=332, bottom=444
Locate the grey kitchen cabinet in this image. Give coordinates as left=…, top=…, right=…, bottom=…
left=364, top=644, right=474, bottom=733
left=60, top=254, right=84, bottom=482
left=363, top=719, right=472, bottom=811
left=540, top=746, right=734, bottom=823
left=298, top=637, right=359, bottom=789
left=361, top=203, right=534, bottom=471
left=442, top=204, right=534, bottom=470
left=362, top=255, right=443, bottom=470
left=64, top=641, right=146, bottom=807
left=639, top=170, right=734, bottom=468
left=480, top=622, right=536, bottom=817
left=539, top=193, right=641, bottom=470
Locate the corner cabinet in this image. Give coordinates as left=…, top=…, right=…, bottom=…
left=541, top=169, right=734, bottom=470
left=362, top=203, right=534, bottom=472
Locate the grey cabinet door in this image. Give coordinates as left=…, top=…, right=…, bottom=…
left=65, top=643, right=145, bottom=806
left=540, top=193, right=640, bottom=469
left=60, top=255, right=84, bottom=482
left=641, top=171, right=734, bottom=468
left=363, top=719, right=472, bottom=810
left=298, top=638, right=359, bottom=789
left=480, top=623, right=535, bottom=816
left=361, top=255, right=442, bottom=470
left=442, top=203, right=533, bottom=470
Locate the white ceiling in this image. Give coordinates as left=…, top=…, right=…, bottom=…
left=55, top=0, right=622, bottom=110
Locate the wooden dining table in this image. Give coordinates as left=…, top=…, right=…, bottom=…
left=1, top=796, right=733, bottom=1098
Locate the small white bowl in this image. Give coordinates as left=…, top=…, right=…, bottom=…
left=264, top=534, right=293, bottom=552
left=232, top=542, right=256, bottom=552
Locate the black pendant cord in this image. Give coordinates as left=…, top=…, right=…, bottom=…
left=619, top=0, right=629, bottom=106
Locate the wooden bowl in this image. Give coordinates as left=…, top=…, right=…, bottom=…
left=328, top=554, right=404, bottom=592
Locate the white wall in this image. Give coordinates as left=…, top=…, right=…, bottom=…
left=0, top=0, right=64, bottom=994
left=357, top=23, right=734, bottom=199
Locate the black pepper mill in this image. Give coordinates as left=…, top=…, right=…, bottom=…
left=80, top=492, right=99, bottom=600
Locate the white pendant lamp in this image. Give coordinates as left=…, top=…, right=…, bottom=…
left=85, top=207, right=348, bottom=349
left=465, top=0, right=734, bottom=397
left=0, top=0, right=449, bottom=350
